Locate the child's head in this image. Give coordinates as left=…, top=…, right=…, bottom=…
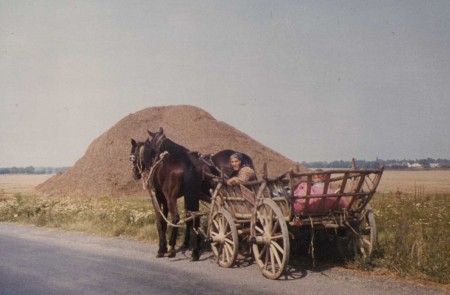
left=313, top=169, right=326, bottom=183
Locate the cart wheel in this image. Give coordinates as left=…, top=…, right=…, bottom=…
left=338, top=204, right=377, bottom=260
left=252, top=198, right=290, bottom=280
left=209, top=208, right=238, bottom=268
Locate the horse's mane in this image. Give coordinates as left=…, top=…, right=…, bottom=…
left=148, top=128, right=190, bottom=156
left=161, top=138, right=190, bottom=155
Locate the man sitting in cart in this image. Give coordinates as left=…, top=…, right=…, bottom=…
left=293, top=170, right=347, bottom=213
left=226, top=152, right=256, bottom=185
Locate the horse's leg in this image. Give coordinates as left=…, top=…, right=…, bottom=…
left=167, top=197, right=180, bottom=258
left=160, top=198, right=170, bottom=257
left=181, top=184, right=211, bottom=251
left=190, top=215, right=202, bottom=261
left=184, top=197, right=201, bottom=262
left=152, top=190, right=168, bottom=258
left=182, top=155, right=202, bottom=261
left=182, top=217, right=191, bottom=250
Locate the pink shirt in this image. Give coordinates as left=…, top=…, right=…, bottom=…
left=293, top=182, right=347, bottom=214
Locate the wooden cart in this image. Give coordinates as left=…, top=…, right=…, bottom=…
left=206, top=165, right=384, bottom=280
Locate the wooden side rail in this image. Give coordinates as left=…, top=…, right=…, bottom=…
left=287, top=166, right=384, bottom=214
left=217, top=184, right=258, bottom=218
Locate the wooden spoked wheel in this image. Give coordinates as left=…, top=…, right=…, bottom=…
left=338, top=204, right=377, bottom=260
left=354, top=204, right=377, bottom=258
left=252, top=198, right=290, bottom=280
left=209, top=208, right=239, bottom=268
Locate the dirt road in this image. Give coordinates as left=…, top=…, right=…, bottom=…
left=0, top=223, right=446, bottom=295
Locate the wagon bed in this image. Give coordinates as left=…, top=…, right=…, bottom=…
left=206, top=165, right=384, bottom=279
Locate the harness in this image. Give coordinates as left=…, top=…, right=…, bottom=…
left=140, top=151, right=169, bottom=190
left=199, top=153, right=225, bottom=177
left=146, top=150, right=207, bottom=230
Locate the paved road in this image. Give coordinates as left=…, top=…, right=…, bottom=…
left=0, top=223, right=447, bottom=295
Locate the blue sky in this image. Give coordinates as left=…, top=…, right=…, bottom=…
left=1, top=1, right=449, bottom=166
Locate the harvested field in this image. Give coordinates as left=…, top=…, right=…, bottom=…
left=376, top=170, right=450, bottom=194
left=4, top=168, right=449, bottom=198
left=0, top=174, right=53, bottom=197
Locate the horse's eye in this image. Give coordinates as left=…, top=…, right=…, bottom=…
left=129, top=155, right=136, bottom=162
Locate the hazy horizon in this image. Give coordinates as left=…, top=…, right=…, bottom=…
left=1, top=1, right=449, bottom=166
left=1, top=145, right=448, bottom=169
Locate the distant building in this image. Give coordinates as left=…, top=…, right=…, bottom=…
left=407, top=162, right=420, bottom=168
left=407, top=162, right=423, bottom=168
left=430, top=163, right=440, bottom=168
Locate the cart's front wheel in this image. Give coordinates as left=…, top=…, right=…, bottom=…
left=209, top=208, right=238, bottom=268
left=252, top=198, right=290, bottom=280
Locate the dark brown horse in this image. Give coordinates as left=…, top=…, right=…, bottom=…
left=130, top=131, right=203, bottom=261
left=130, top=128, right=256, bottom=261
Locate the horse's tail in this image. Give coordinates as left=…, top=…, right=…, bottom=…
left=182, top=153, right=200, bottom=212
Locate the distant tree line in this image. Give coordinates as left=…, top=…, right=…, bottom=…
left=0, top=166, right=70, bottom=174
left=301, top=158, right=450, bottom=169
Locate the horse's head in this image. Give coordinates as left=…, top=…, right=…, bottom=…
left=147, top=127, right=167, bottom=152
left=143, top=137, right=161, bottom=165
left=130, top=138, right=146, bottom=180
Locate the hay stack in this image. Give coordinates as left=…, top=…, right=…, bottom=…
left=36, top=105, right=306, bottom=198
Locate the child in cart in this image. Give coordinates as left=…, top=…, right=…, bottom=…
left=293, top=170, right=347, bottom=214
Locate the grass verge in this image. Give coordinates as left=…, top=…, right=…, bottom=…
left=370, top=191, right=450, bottom=285
left=0, top=194, right=158, bottom=242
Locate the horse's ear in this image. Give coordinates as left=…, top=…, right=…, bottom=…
left=131, top=139, right=137, bottom=147
left=159, top=126, right=164, bottom=133
left=147, top=130, right=155, bottom=137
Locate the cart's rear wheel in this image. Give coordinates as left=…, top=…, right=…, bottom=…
left=252, top=198, right=290, bottom=280
left=338, top=204, right=377, bottom=260
left=209, top=208, right=238, bottom=268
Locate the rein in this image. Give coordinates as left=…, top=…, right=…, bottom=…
left=151, top=191, right=206, bottom=228
left=141, top=151, right=169, bottom=190
left=199, top=153, right=225, bottom=178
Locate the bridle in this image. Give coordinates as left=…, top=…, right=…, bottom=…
left=130, top=142, right=146, bottom=179
left=130, top=137, right=169, bottom=190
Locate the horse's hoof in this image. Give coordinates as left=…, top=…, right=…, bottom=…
left=167, top=250, right=176, bottom=258
left=191, top=253, right=200, bottom=261
left=156, top=252, right=165, bottom=258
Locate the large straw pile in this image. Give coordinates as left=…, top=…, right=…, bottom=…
left=36, top=105, right=306, bottom=198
